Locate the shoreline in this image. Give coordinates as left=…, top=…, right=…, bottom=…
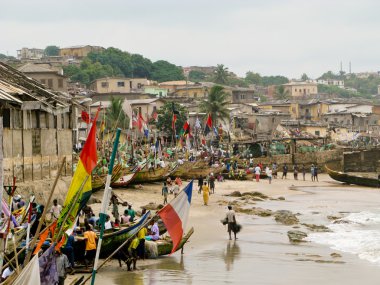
left=68, top=174, right=380, bottom=284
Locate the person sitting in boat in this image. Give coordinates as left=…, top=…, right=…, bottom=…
left=104, top=215, right=113, bottom=230
left=121, top=213, right=131, bottom=225
left=12, top=195, right=25, bottom=210
left=158, top=158, right=166, bottom=168
left=145, top=220, right=160, bottom=241
left=148, top=161, right=155, bottom=174
left=177, top=158, right=184, bottom=165
left=125, top=204, right=136, bottom=222
left=114, top=218, right=120, bottom=228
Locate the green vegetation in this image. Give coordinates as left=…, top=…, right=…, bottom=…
left=44, top=45, right=60, bottom=56
left=199, top=85, right=230, bottom=123
left=156, top=102, right=187, bottom=136
left=106, top=97, right=130, bottom=130
left=0, top=53, right=16, bottom=61
left=63, top=47, right=184, bottom=85
left=213, top=64, right=229, bottom=85
left=245, top=71, right=289, bottom=86
left=274, top=85, right=290, bottom=100
left=188, top=70, right=207, bottom=82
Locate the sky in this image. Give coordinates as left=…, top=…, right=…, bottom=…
left=1, top=0, right=380, bottom=79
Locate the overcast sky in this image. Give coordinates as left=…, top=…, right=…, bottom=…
left=1, top=0, right=379, bottom=78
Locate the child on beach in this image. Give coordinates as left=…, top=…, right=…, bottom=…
left=267, top=168, right=272, bottom=184
left=162, top=182, right=168, bottom=204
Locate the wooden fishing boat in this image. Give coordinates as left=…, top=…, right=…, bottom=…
left=111, top=163, right=146, bottom=188
left=173, top=161, right=224, bottom=180
left=145, top=227, right=194, bottom=258
left=325, top=165, right=379, bottom=188
left=92, top=163, right=123, bottom=192
left=99, top=211, right=151, bottom=258
left=131, top=164, right=178, bottom=184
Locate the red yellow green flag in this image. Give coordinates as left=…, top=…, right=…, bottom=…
left=54, top=110, right=99, bottom=238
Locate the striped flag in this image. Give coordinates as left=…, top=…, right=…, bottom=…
left=54, top=109, right=99, bottom=238
left=204, top=114, right=212, bottom=135
left=157, top=180, right=193, bottom=253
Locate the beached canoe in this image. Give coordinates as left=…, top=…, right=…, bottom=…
left=111, top=163, right=145, bottom=188
left=173, top=161, right=224, bottom=180
left=92, top=163, right=123, bottom=192
left=131, top=164, right=178, bottom=184
left=325, top=165, right=379, bottom=188
left=145, top=227, right=194, bottom=258
left=99, top=211, right=151, bottom=258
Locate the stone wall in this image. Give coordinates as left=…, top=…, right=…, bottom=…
left=3, top=128, right=72, bottom=184
left=254, top=149, right=343, bottom=172
left=343, top=149, right=380, bottom=172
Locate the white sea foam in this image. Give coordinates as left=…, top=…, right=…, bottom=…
left=307, top=211, right=380, bottom=265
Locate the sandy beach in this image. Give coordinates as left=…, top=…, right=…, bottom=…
left=67, top=174, right=380, bottom=285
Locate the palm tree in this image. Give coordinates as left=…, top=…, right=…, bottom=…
left=275, top=85, right=290, bottom=100
left=106, top=97, right=129, bottom=130
left=200, top=85, right=230, bottom=124
left=214, top=64, right=229, bottom=85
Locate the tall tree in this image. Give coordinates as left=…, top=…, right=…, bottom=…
left=301, top=73, right=309, bottom=81
left=188, top=70, right=206, bottom=82
left=245, top=71, right=263, bottom=85
left=44, top=45, right=60, bottom=56
left=214, top=64, right=229, bottom=84
left=151, top=60, right=185, bottom=82
left=105, top=97, right=129, bottom=130
left=200, top=85, right=230, bottom=124
left=156, top=102, right=187, bottom=135
left=274, top=85, right=290, bottom=100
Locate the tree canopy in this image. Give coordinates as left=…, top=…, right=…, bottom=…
left=188, top=70, right=207, bottom=82
left=200, top=85, right=230, bottom=124
left=105, top=97, right=129, bottom=130
left=151, top=60, right=185, bottom=82
left=274, top=85, right=290, bottom=100
left=156, top=102, right=187, bottom=136
left=44, top=45, right=60, bottom=56
left=213, top=64, right=229, bottom=85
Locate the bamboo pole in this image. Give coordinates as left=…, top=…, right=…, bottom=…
left=24, top=157, right=66, bottom=264
left=90, top=129, right=121, bottom=285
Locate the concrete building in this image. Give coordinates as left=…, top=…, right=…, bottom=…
left=90, top=77, right=149, bottom=94
left=0, top=61, right=74, bottom=183
left=158, top=80, right=195, bottom=93
left=17, top=48, right=44, bottom=60
left=316, top=79, right=344, bottom=88
left=283, top=82, right=318, bottom=97
left=144, top=86, right=169, bottom=98
left=231, top=88, right=258, bottom=104
left=17, top=63, right=68, bottom=92
left=59, top=45, right=105, bottom=59
left=172, top=86, right=209, bottom=99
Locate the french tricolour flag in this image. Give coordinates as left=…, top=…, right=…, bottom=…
left=158, top=180, right=193, bottom=253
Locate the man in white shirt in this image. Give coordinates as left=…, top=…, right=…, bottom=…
left=226, top=205, right=237, bottom=240
left=50, top=199, right=62, bottom=219
left=1, top=266, right=14, bottom=282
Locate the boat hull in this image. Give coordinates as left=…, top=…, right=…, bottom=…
left=325, top=165, right=379, bottom=188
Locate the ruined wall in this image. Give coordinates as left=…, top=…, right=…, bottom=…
left=343, top=149, right=380, bottom=172
left=255, top=149, right=343, bottom=172
left=3, top=128, right=72, bottom=184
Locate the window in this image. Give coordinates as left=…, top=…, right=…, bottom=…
left=315, top=131, right=320, bottom=136
left=129, top=81, right=132, bottom=89
left=48, top=79, right=53, bottom=88
left=101, top=82, right=109, bottom=88
left=194, top=92, right=197, bottom=97
left=159, top=91, right=162, bottom=97
left=58, top=78, right=63, bottom=88
left=117, top=81, right=125, bottom=87
left=40, top=79, right=46, bottom=84
left=137, top=83, right=142, bottom=89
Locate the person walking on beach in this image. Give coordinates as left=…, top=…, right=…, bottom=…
left=282, top=164, right=288, bottom=179
left=198, top=175, right=204, bottom=194
left=311, top=164, right=315, bottom=182
left=209, top=173, right=215, bottom=194
left=254, top=164, right=261, bottom=182
left=202, top=182, right=210, bottom=206
left=272, top=162, right=278, bottom=179
left=162, top=182, right=169, bottom=204
left=226, top=205, right=237, bottom=240
left=314, top=165, right=319, bottom=182
left=293, top=164, right=298, bottom=180
left=50, top=199, right=62, bottom=220
left=302, top=164, right=306, bottom=181
left=267, top=168, right=272, bottom=184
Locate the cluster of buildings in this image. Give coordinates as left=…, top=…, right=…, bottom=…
left=1, top=45, right=380, bottom=183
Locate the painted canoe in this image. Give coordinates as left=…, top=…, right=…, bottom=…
left=131, top=164, right=178, bottom=184
left=173, top=161, right=224, bottom=180
left=100, top=211, right=151, bottom=258
left=145, top=227, right=194, bottom=258
left=325, top=165, right=379, bottom=188
left=92, top=163, right=123, bottom=192
left=111, top=163, right=146, bottom=188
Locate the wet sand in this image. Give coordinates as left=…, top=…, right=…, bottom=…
left=68, top=174, right=380, bottom=285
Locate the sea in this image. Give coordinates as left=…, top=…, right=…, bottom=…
left=98, top=185, right=380, bottom=285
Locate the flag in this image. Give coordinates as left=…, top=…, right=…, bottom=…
left=183, top=121, right=190, bottom=136
left=151, top=110, right=158, bottom=122
left=39, top=245, right=58, bottom=285
left=55, top=109, right=99, bottom=238
left=186, top=135, right=191, bottom=150
left=172, top=114, right=177, bottom=130
left=81, top=111, right=90, bottom=124
left=137, top=112, right=145, bottom=133
left=13, top=254, right=40, bottom=285
left=34, top=221, right=57, bottom=255
left=157, top=180, right=193, bottom=253
left=132, top=113, right=138, bottom=128
left=122, top=99, right=133, bottom=129
left=100, top=121, right=105, bottom=133
left=204, top=114, right=212, bottom=135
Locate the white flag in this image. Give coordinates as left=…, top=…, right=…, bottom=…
left=13, top=254, right=41, bottom=285
left=122, top=99, right=133, bottom=129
